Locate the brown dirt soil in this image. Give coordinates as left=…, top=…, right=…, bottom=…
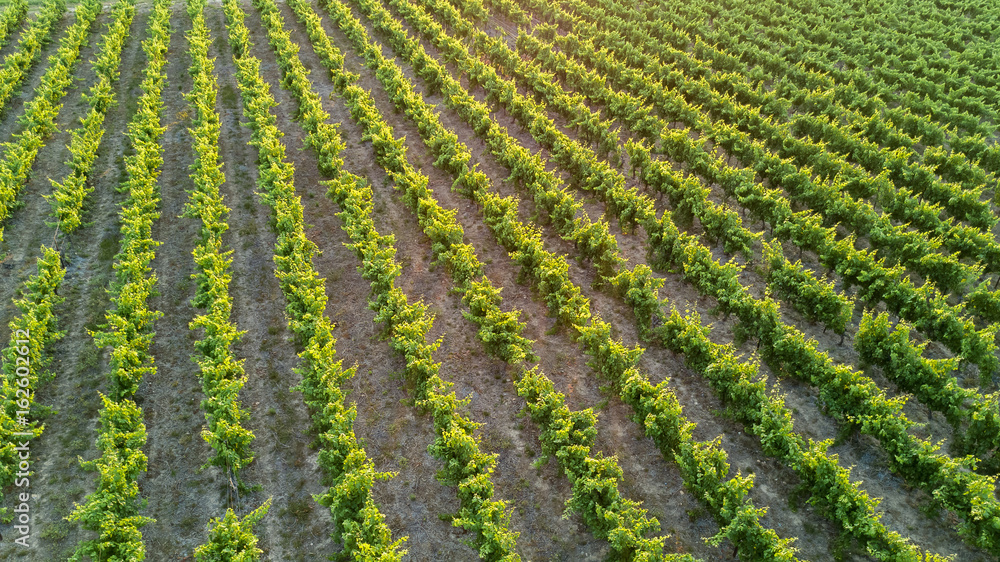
left=0, top=0, right=994, bottom=561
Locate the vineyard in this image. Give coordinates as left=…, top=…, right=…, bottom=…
left=0, top=0, right=998, bottom=559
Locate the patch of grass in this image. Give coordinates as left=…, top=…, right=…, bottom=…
left=483, top=431, right=512, bottom=451
left=219, top=82, right=238, bottom=110
left=60, top=410, right=91, bottom=450
left=918, top=497, right=942, bottom=519
left=97, top=234, right=119, bottom=261
left=833, top=421, right=858, bottom=446
left=82, top=273, right=110, bottom=332
left=284, top=495, right=314, bottom=523
left=174, top=278, right=192, bottom=307
left=365, top=404, right=384, bottom=426
left=374, top=194, right=387, bottom=216
left=786, top=485, right=806, bottom=513
left=686, top=507, right=707, bottom=522
left=77, top=344, right=99, bottom=374
left=238, top=221, right=258, bottom=239
left=69, top=438, right=88, bottom=453
left=117, top=147, right=133, bottom=186
left=180, top=514, right=200, bottom=533
left=39, top=521, right=70, bottom=541
left=829, top=533, right=854, bottom=561
left=272, top=402, right=295, bottom=444
left=327, top=267, right=343, bottom=284
left=531, top=455, right=549, bottom=470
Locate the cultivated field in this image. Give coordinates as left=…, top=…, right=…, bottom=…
left=1, top=0, right=999, bottom=560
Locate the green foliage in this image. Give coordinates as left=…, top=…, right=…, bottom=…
left=462, top=280, right=536, bottom=364
left=856, top=311, right=1000, bottom=467
left=0, top=247, right=65, bottom=522
left=302, top=0, right=1000, bottom=557
left=762, top=240, right=853, bottom=335
left=67, top=2, right=169, bottom=558
left=221, top=0, right=407, bottom=558
left=328, top=0, right=803, bottom=557
left=0, top=0, right=87, bottom=242
left=607, top=263, right=664, bottom=340
left=47, top=0, right=137, bottom=233
left=307, top=0, right=685, bottom=555
left=320, top=76, right=520, bottom=561
left=194, top=499, right=272, bottom=562
left=653, top=307, right=949, bottom=559
left=520, top=0, right=999, bottom=376
left=184, top=0, right=255, bottom=489
left=512, top=3, right=1000, bottom=547
left=0, top=0, right=26, bottom=49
